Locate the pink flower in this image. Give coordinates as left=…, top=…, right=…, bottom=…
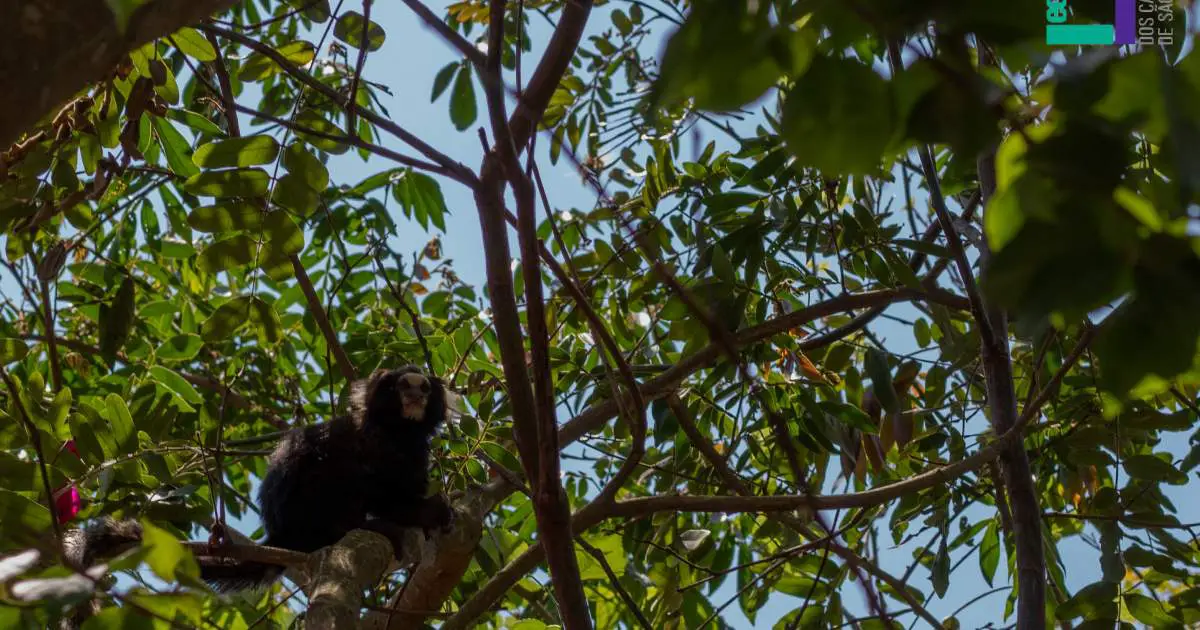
left=53, top=440, right=81, bottom=523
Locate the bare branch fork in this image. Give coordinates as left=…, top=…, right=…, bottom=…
left=467, top=0, right=593, bottom=626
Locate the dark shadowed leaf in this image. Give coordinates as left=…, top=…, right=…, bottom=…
left=449, top=66, right=477, bottom=131
left=335, top=11, right=386, bottom=51
left=781, top=56, right=893, bottom=175
left=197, top=235, right=257, bottom=273
left=282, top=142, right=329, bottom=191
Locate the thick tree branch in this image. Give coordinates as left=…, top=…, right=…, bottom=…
left=894, top=35, right=1045, bottom=627
left=363, top=495, right=488, bottom=629
left=0, top=0, right=239, bottom=146
left=507, top=0, right=593, bottom=149
left=476, top=1, right=591, bottom=625
left=305, top=529, right=394, bottom=628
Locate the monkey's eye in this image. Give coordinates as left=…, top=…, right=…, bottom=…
left=420, top=382, right=430, bottom=394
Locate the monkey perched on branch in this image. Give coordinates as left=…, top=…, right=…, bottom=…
left=64, top=366, right=455, bottom=597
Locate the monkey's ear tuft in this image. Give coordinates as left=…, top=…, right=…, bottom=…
left=350, top=369, right=389, bottom=420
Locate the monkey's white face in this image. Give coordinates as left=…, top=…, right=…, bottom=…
left=397, top=372, right=432, bottom=420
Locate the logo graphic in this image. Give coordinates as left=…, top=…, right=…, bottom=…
left=1045, top=0, right=1175, bottom=46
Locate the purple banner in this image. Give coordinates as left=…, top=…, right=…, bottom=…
left=1115, top=0, right=1136, bottom=44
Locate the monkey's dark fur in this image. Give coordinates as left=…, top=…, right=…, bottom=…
left=62, top=366, right=453, bottom=600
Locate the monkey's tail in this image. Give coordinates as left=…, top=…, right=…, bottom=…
left=63, top=517, right=144, bottom=569
left=199, top=559, right=285, bottom=593
left=65, top=517, right=284, bottom=592
left=198, top=533, right=288, bottom=593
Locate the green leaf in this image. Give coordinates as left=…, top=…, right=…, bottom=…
left=1094, top=255, right=1200, bottom=397
left=930, top=541, right=950, bottom=597
left=272, top=173, right=319, bottom=216
left=1124, top=592, right=1180, bottom=627
left=823, top=402, right=877, bottom=434
left=182, top=168, right=270, bottom=198
left=612, top=9, right=633, bottom=35
left=1056, top=581, right=1118, bottom=620
left=449, top=66, right=477, bottom=131
left=164, top=109, right=224, bottom=137
left=105, top=394, right=136, bottom=454
left=0, top=490, right=53, bottom=547
left=155, top=334, right=203, bottom=361
left=192, top=136, right=280, bottom=168
left=99, top=275, right=136, bottom=360
left=0, top=339, right=28, bottom=364
left=201, top=298, right=250, bottom=341
left=246, top=297, right=282, bottom=344
left=710, top=244, right=735, bottom=286
left=68, top=414, right=105, bottom=463
left=197, top=235, right=257, bottom=273
left=201, top=296, right=281, bottom=344
left=294, top=111, right=348, bottom=154
left=781, top=55, right=893, bottom=175
left=979, top=519, right=1000, bottom=587
left=656, top=4, right=812, bottom=111
left=151, top=118, right=199, bottom=178
left=282, top=143, right=329, bottom=191
left=392, top=170, right=449, bottom=231
left=704, top=192, right=760, bottom=216
left=982, top=220, right=1131, bottom=325
left=148, top=366, right=203, bottom=407
left=187, top=202, right=263, bottom=233
left=47, top=388, right=73, bottom=441
left=239, top=41, right=316, bottom=82
left=431, top=63, right=457, bottom=102
left=1123, top=454, right=1188, bottom=485
left=263, top=211, right=304, bottom=257
left=140, top=521, right=198, bottom=582
left=335, top=11, right=386, bottom=51
left=170, top=27, right=216, bottom=62
left=865, top=349, right=899, bottom=414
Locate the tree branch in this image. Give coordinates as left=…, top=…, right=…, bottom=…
left=305, top=529, right=394, bottom=628
left=477, top=1, right=591, bottom=625
left=291, top=255, right=357, bottom=382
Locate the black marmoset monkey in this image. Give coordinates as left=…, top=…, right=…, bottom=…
left=64, top=366, right=454, bottom=596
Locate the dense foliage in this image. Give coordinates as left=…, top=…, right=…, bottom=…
left=1, top=0, right=1200, bottom=628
